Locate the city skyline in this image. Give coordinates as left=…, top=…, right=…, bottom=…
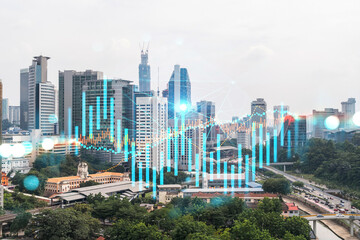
left=1, top=0, right=360, bottom=121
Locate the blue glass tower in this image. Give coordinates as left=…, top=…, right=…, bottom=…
left=168, top=65, right=191, bottom=120
left=138, top=49, right=151, bottom=92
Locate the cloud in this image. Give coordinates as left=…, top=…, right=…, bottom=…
left=245, top=45, right=274, bottom=61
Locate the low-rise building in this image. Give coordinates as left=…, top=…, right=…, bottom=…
left=44, top=162, right=130, bottom=194
left=158, top=184, right=183, bottom=203
left=1, top=157, right=31, bottom=175
left=189, top=192, right=278, bottom=203
left=282, top=202, right=300, bottom=217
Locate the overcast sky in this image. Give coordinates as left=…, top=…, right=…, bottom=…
left=1, top=0, right=359, bottom=121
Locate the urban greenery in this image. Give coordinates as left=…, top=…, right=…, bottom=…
left=18, top=196, right=310, bottom=240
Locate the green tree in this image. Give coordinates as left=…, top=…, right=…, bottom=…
left=262, top=178, right=291, bottom=195
left=231, top=219, right=275, bottom=240
left=292, top=181, right=304, bottom=188
left=257, top=197, right=282, bottom=213
left=10, top=211, right=32, bottom=235
left=171, top=215, right=215, bottom=240
left=284, top=217, right=311, bottom=240
left=25, top=208, right=100, bottom=240
left=105, top=219, right=165, bottom=240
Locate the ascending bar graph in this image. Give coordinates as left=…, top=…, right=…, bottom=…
left=238, top=144, right=242, bottom=187
left=103, top=79, right=107, bottom=119
left=167, top=128, right=171, bottom=172
left=139, top=162, right=142, bottom=191
left=274, top=129, right=277, bottom=163
left=152, top=167, right=156, bottom=199
left=160, top=152, right=164, bottom=185
left=259, top=124, right=263, bottom=169
left=117, top=120, right=121, bottom=153
left=295, top=117, right=299, bottom=153
left=245, top=155, right=249, bottom=187
left=131, top=142, right=135, bottom=186
left=124, top=128, right=129, bottom=162
left=202, top=133, right=206, bottom=178
left=217, top=134, right=220, bottom=178
left=146, top=144, right=150, bottom=188
left=280, top=104, right=284, bottom=146
left=174, top=117, right=178, bottom=176
left=82, top=92, right=86, bottom=136
left=75, top=126, right=79, bottom=155
left=188, top=139, right=192, bottom=172
left=210, top=152, right=214, bottom=181
left=195, top=154, right=199, bottom=187
left=224, top=161, right=227, bottom=194
left=96, top=96, right=100, bottom=130
left=231, top=165, right=235, bottom=191
left=266, top=132, right=270, bottom=166
left=181, top=114, right=185, bottom=155
left=110, top=98, right=114, bottom=142
left=287, top=130, right=291, bottom=159
left=252, top=123, right=256, bottom=181
left=89, top=106, right=93, bottom=139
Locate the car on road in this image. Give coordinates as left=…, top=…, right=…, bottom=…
left=345, top=209, right=349, bottom=212
left=334, top=208, right=339, bottom=211
left=340, top=200, right=345, bottom=203
left=317, top=214, right=324, bottom=217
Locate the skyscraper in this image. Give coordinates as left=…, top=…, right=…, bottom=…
left=2, top=98, right=9, bottom=121
left=83, top=78, right=135, bottom=163
left=168, top=65, right=191, bottom=120
left=341, top=98, right=356, bottom=129
left=58, top=70, right=103, bottom=136
left=0, top=80, right=2, bottom=143
left=27, top=56, right=55, bottom=135
left=135, top=94, right=168, bottom=170
left=312, top=108, right=344, bottom=138
left=250, top=98, right=267, bottom=144
left=139, top=49, right=151, bottom=92
left=196, top=101, right=216, bottom=144
left=273, top=105, right=289, bottom=135
left=20, top=68, right=29, bottom=130
left=9, top=106, right=20, bottom=125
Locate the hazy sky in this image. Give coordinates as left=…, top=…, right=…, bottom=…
left=1, top=0, right=360, bottom=121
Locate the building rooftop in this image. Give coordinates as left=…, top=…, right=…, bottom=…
left=47, top=172, right=127, bottom=184
left=182, top=188, right=264, bottom=194
left=53, top=181, right=147, bottom=203
left=158, top=184, right=182, bottom=189
left=285, top=203, right=299, bottom=211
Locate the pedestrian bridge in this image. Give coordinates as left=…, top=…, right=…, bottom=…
left=301, top=214, right=360, bottom=237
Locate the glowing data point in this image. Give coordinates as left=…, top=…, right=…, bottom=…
left=353, top=112, right=360, bottom=127
left=42, top=138, right=54, bottom=150
left=325, top=115, right=340, bottom=130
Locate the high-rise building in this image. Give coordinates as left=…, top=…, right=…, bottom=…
left=2, top=98, right=9, bottom=121
left=27, top=56, right=55, bottom=135
left=20, top=68, right=29, bottom=130
left=82, top=79, right=135, bottom=163
left=58, top=70, right=103, bottom=136
left=232, top=116, right=239, bottom=123
left=341, top=98, right=356, bottom=129
left=9, top=106, right=20, bottom=125
left=135, top=94, right=168, bottom=170
left=237, top=130, right=250, bottom=150
left=312, top=108, right=344, bottom=138
left=139, top=49, right=151, bottom=92
left=281, top=115, right=307, bottom=148
left=0, top=80, right=2, bottom=143
left=273, top=105, right=289, bottom=131
left=168, top=111, right=204, bottom=171
left=196, top=101, right=216, bottom=144
left=168, top=65, right=191, bottom=120
left=250, top=98, right=267, bottom=144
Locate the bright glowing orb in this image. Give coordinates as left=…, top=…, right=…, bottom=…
left=42, top=138, right=54, bottom=150
left=325, top=115, right=340, bottom=130
left=12, top=144, right=26, bottom=158
left=48, top=114, right=58, bottom=124
left=179, top=104, right=187, bottom=111
left=24, top=175, right=40, bottom=191
left=0, top=144, right=12, bottom=158
left=353, top=112, right=360, bottom=127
